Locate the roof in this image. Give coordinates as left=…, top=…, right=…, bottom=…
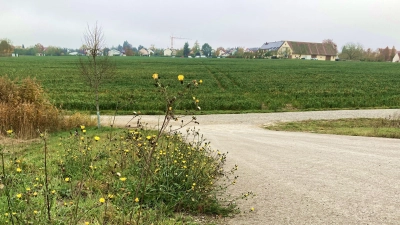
left=260, top=41, right=284, bottom=51
left=286, top=41, right=337, bottom=56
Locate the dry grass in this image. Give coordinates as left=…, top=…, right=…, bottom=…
left=0, top=77, right=95, bottom=139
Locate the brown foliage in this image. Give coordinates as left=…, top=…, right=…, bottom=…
left=0, top=77, right=94, bottom=139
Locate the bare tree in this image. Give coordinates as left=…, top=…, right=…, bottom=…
left=78, top=22, right=116, bottom=128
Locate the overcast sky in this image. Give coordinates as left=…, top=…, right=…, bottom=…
left=1, top=0, right=399, bottom=50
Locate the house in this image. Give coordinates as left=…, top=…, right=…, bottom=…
left=164, top=48, right=172, bottom=56
left=139, top=48, right=149, bottom=56
left=392, top=51, right=400, bottom=62
left=108, top=49, right=121, bottom=56
left=260, top=41, right=337, bottom=61
left=139, top=48, right=154, bottom=57
left=69, top=52, right=79, bottom=56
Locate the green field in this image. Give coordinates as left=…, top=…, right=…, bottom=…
left=1, top=56, right=400, bottom=113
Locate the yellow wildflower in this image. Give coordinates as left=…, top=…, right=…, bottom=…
left=34, top=210, right=38, bottom=214
left=16, top=168, right=22, bottom=172
left=99, top=198, right=105, bottom=203
left=33, top=192, right=38, bottom=196
left=82, top=130, right=86, bottom=133
left=251, top=207, right=255, bottom=211
left=6, top=129, right=13, bottom=134
left=178, top=74, right=184, bottom=83
left=152, top=73, right=159, bottom=80
left=85, top=222, right=90, bottom=225
left=119, top=177, right=127, bottom=182
left=16, top=193, right=22, bottom=198
left=108, top=194, right=114, bottom=199
left=94, top=136, right=100, bottom=141
left=135, top=197, right=139, bottom=203
left=65, top=177, right=70, bottom=182
left=26, top=187, right=31, bottom=191
left=80, top=125, right=85, bottom=130
left=199, top=79, right=203, bottom=84
left=51, top=190, right=56, bottom=194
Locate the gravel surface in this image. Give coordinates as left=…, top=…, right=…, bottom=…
left=103, top=109, right=400, bottom=225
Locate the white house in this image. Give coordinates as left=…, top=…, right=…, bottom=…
left=164, top=48, right=172, bottom=56
left=108, top=49, right=121, bottom=56
left=393, top=51, right=400, bottom=62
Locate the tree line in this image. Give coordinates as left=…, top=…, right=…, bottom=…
left=339, top=43, right=397, bottom=61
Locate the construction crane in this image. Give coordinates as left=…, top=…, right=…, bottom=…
left=170, top=36, right=190, bottom=49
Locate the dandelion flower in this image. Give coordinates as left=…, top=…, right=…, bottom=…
left=196, top=99, right=199, bottom=103
left=80, top=125, right=85, bottom=130
left=6, top=130, right=13, bottom=134
left=119, top=177, right=127, bottom=182
left=94, top=136, right=100, bottom=141
left=65, top=177, right=70, bottom=182
left=33, top=192, right=37, bottom=196
left=135, top=197, right=139, bottom=203
left=16, top=168, right=22, bottom=172
left=152, top=73, right=158, bottom=80
left=26, top=187, right=31, bottom=191
left=99, top=198, right=105, bottom=203
left=85, top=222, right=90, bottom=225
left=251, top=207, right=255, bottom=211
left=82, top=130, right=86, bottom=133
left=146, top=136, right=151, bottom=140
left=168, top=106, right=172, bottom=111
left=178, top=74, right=184, bottom=83
left=108, top=194, right=114, bottom=199
left=34, top=210, right=38, bottom=214
left=51, top=190, right=56, bottom=194
left=16, top=193, right=22, bottom=198
left=199, top=79, right=203, bottom=84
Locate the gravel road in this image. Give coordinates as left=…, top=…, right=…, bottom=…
left=103, top=109, right=400, bottom=225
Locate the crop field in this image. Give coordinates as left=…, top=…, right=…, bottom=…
left=1, top=56, right=400, bottom=113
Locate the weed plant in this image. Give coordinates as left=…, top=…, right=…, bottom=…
left=0, top=74, right=250, bottom=224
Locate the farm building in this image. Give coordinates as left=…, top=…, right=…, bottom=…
left=260, top=41, right=337, bottom=61
left=393, top=51, right=400, bottom=62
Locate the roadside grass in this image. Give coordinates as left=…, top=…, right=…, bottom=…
left=0, top=74, right=251, bottom=224
left=264, top=118, right=400, bottom=138
left=0, top=125, right=243, bottom=224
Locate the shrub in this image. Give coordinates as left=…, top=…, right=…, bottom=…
left=0, top=77, right=94, bottom=139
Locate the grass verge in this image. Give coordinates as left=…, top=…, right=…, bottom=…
left=264, top=118, right=400, bottom=138
left=0, top=125, right=244, bottom=224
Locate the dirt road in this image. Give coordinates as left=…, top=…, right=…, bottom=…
left=103, top=109, right=400, bottom=224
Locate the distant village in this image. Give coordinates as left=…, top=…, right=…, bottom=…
left=1, top=38, right=399, bottom=62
